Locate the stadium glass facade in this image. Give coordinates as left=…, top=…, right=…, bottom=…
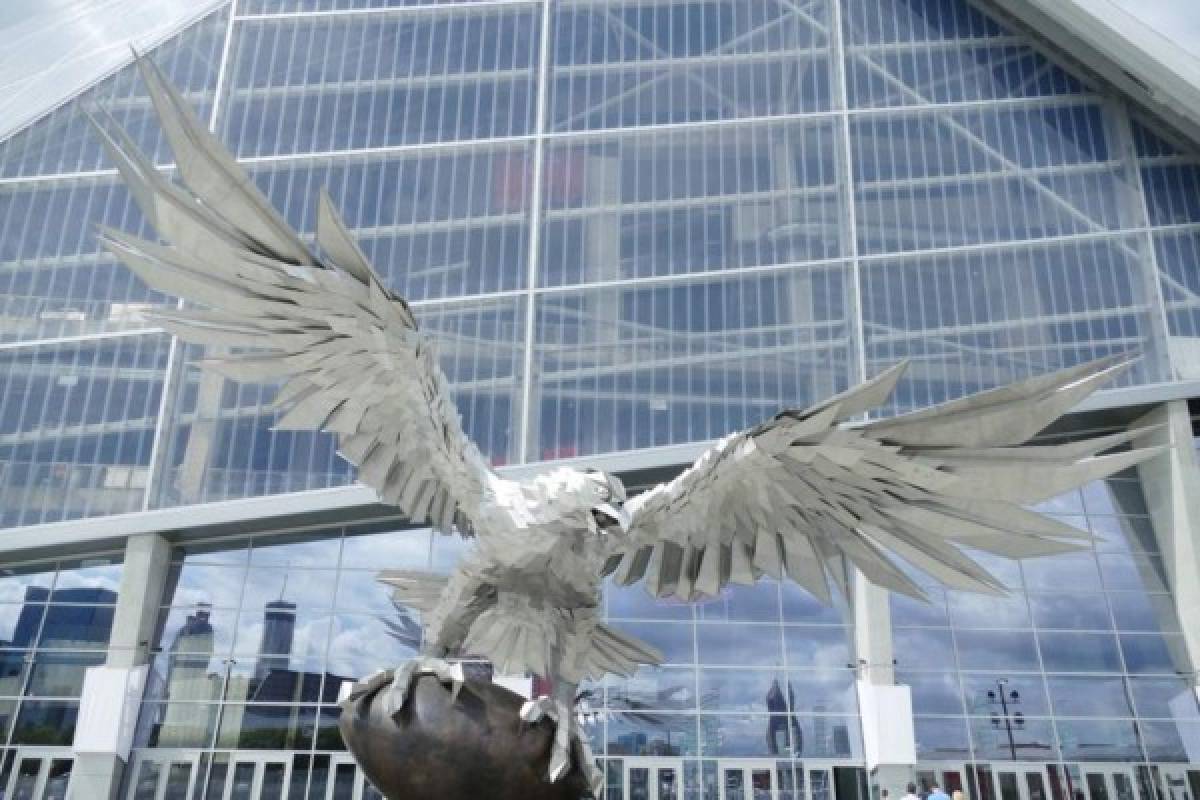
left=0, top=0, right=1199, bottom=797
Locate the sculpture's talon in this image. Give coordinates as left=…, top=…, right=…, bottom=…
left=377, top=656, right=465, bottom=721
left=548, top=747, right=571, bottom=783
left=519, top=696, right=554, bottom=724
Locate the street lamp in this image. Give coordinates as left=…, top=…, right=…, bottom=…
left=986, top=679, right=1024, bottom=760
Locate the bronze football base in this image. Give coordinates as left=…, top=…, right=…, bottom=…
left=339, top=674, right=593, bottom=799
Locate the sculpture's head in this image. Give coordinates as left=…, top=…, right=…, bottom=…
left=583, top=468, right=630, bottom=534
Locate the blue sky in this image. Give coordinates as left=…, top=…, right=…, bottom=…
left=0, top=0, right=1196, bottom=141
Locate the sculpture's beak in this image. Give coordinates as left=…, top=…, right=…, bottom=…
left=593, top=502, right=631, bottom=534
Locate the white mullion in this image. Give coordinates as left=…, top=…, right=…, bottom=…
left=830, top=0, right=865, bottom=386
left=144, top=0, right=240, bottom=512
left=516, top=0, right=554, bottom=464
left=1110, top=99, right=1174, bottom=380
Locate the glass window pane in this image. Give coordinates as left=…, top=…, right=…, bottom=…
left=163, top=563, right=248, bottom=609
left=1038, top=632, right=1122, bottom=672
left=340, top=526, right=429, bottom=571
left=697, top=623, right=782, bottom=667
left=899, top=671, right=964, bottom=716
left=1108, top=593, right=1181, bottom=633
left=145, top=702, right=219, bottom=748
left=969, top=716, right=1058, bottom=761
left=962, top=675, right=1050, bottom=717
left=1120, top=633, right=1193, bottom=674
left=697, top=581, right=781, bottom=622
left=913, top=716, right=971, bottom=761
left=1029, top=593, right=1112, bottom=631
left=955, top=631, right=1039, bottom=671
left=35, top=605, right=115, bottom=649
left=25, top=651, right=105, bottom=697
left=948, top=592, right=1030, bottom=629
left=53, top=558, right=122, bottom=596
left=1055, top=718, right=1143, bottom=762
left=216, top=704, right=317, bottom=750
left=894, top=628, right=955, bottom=670
left=1046, top=676, right=1133, bottom=717
left=890, top=589, right=949, bottom=628
left=156, top=607, right=235, bottom=658
left=1128, top=677, right=1199, bottom=719
left=607, top=713, right=697, bottom=756
left=605, top=582, right=693, bottom=621
left=11, top=700, right=78, bottom=744
left=608, top=666, right=696, bottom=712
left=783, top=627, right=851, bottom=669
left=539, top=120, right=843, bottom=287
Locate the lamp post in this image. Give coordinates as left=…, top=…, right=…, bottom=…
left=986, top=678, right=1024, bottom=760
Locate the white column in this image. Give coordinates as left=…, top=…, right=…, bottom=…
left=854, top=571, right=916, bottom=794
left=1132, top=401, right=1200, bottom=694
left=71, top=533, right=172, bottom=800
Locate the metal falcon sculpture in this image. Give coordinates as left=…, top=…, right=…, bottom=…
left=94, top=57, right=1161, bottom=797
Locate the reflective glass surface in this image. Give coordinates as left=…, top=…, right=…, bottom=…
left=132, top=525, right=861, bottom=781
left=0, top=0, right=1196, bottom=528
left=0, top=555, right=122, bottom=748
left=893, top=474, right=1199, bottom=763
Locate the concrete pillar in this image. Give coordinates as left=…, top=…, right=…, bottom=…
left=1132, top=402, right=1200, bottom=691
left=853, top=571, right=915, bottom=797
left=71, top=533, right=172, bottom=800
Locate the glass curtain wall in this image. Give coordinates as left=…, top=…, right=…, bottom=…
left=894, top=468, right=1199, bottom=765
left=0, top=0, right=1199, bottom=544
left=133, top=524, right=859, bottom=794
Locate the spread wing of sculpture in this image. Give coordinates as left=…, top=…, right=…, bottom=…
left=93, top=56, right=1164, bottom=799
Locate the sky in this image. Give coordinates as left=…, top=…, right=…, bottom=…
left=0, top=0, right=1196, bottom=141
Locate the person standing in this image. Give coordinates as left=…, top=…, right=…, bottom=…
left=928, top=785, right=952, bottom=800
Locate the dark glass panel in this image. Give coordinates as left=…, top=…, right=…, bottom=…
left=912, top=716, right=971, bottom=761
left=1120, top=633, right=1192, bottom=674
left=1055, top=718, right=1143, bottom=762
left=10, top=700, right=78, bottom=744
